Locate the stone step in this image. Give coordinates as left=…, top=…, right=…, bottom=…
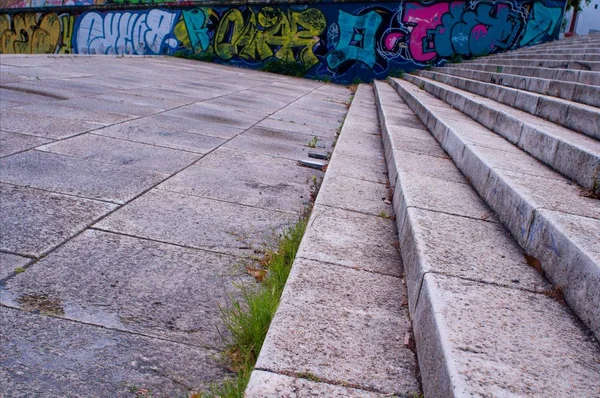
left=373, top=79, right=600, bottom=397
left=387, top=76, right=600, bottom=342
left=408, top=71, right=600, bottom=193
left=436, top=65, right=600, bottom=108
left=247, top=83, right=420, bottom=397
left=484, top=53, right=600, bottom=61
left=413, top=70, right=600, bottom=142
left=512, top=48, right=600, bottom=55
left=444, top=63, right=600, bottom=86
left=460, top=58, right=600, bottom=71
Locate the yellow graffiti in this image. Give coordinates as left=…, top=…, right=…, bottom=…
left=0, top=13, right=61, bottom=54
left=214, top=7, right=325, bottom=67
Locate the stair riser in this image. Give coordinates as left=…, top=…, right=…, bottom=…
left=463, top=59, right=600, bottom=71
left=484, top=54, right=600, bottom=61
left=419, top=70, right=600, bottom=140
left=406, top=73, right=600, bottom=193
left=445, top=64, right=600, bottom=86
left=389, top=77, right=600, bottom=341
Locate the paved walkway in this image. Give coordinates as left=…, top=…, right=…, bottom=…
left=0, top=55, right=350, bottom=396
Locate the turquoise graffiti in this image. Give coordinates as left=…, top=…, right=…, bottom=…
left=519, top=2, right=562, bottom=46
left=326, top=10, right=382, bottom=69
left=181, top=8, right=210, bottom=52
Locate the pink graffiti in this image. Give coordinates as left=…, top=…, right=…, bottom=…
left=402, top=2, right=450, bottom=62
left=384, top=32, right=405, bottom=51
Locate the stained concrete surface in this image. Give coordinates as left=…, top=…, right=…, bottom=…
left=0, top=55, right=351, bottom=396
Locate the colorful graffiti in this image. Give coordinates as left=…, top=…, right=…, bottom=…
left=0, top=0, right=566, bottom=83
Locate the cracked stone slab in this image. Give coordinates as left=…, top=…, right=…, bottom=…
left=0, top=307, right=228, bottom=397
left=158, top=148, right=314, bottom=213
left=246, top=371, right=386, bottom=397
left=255, top=258, right=419, bottom=396
left=0, top=184, right=116, bottom=257
left=0, top=151, right=167, bottom=204
left=0, top=252, right=32, bottom=281
left=414, top=273, right=600, bottom=397
left=37, top=134, right=200, bottom=174
left=327, top=152, right=388, bottom=184
left=95, top=189, right=296, bottom=257
left=399, top=207, right=550, bottom=313
left=0, top=229, right=249, bottom=347
left=0, top=131, right=53, bottom=157
left=297, top=205, right=402, bottom=277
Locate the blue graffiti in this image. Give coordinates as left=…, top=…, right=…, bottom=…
left=326, top=10, right=382, bottom=69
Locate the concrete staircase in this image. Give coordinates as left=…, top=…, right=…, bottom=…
left=372, top=33, right=600, bottom=396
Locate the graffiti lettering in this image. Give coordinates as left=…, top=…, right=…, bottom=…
left=0, top=0, right=567, bottom=82
left=0, top=12, right=61, bottom=53
left=214, top=7, right=326, bottom=67
left=75, top=9, right=179, bottom=54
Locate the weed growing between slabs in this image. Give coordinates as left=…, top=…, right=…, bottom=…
left=202, top=216, right=309, bottom=397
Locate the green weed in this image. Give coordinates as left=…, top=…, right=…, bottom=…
left=307, top=136, right=318, bottom=148
left=258, top=58, right=309, bottom=77
left=204, top=217, right=309, bottom=398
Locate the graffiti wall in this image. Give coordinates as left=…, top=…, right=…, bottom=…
left=0, top=0, right=566, bottom=83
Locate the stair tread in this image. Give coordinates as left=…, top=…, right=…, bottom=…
left=389, top=76, right=600, bottom=342
left=373, top=79, right=600, bottom=398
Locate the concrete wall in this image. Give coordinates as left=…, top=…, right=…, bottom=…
left=0, top=0, right=567, bottom=83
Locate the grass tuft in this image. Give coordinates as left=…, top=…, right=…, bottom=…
left=203, top=217, right=308, bottom=397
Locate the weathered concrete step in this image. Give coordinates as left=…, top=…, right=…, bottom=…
left=388, top=76, right=600, bottom=342
left=247, top=84, right=420, bottom=397
left=436, top=65, right=600, bottom=107
left=461, top=58, right=600, bottom=71
left=485, top=53, right=600, bottom=61
left=409, top=71, right=600, bottom=193
left=373, top=79, right=600, bottom=397
left=444, top=63, right=600, bottom=86
left=414, top=70, right=600, bottom=142
left=512, top=48, right=600, bottom=55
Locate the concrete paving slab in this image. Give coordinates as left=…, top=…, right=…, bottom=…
left=392, top=150, right=466, bottom=184
left=0, top=108, right=102, bottom=139
left=297, top=205, right=402, bottom=277
left=255, top=258, right=419, bottom=396
left=10, top=102, right=135, bottom=125
left=246, top=371, right=385, bottom=397
left=37, top=134, right=200, bottom=174
left=414, top=273, right=600, bottom=397
left=95, top=189, right=296, bottom=257
left=257, top=118, right=339, bottom=138
left=92, top=119, right=226, bottom=154
left=316, top=171, right=391, bottom=217
left=0, top=131, right=53, bottom=157
left=0, top=307, right=227, bottom=397
left=224, top=126, right=330, bottom=160
left=0, top=252, right=32, bottom=281
left=133, top=113, right=245, bottom=140
left=158, top=148, right=314, bottom=213
left=0, top=184, right=116, bottom=257
left=0, top=151, right=167, bottom=204
left=163, top=103, right=268, bottom=130
left=1, top=229, right=248, bottom=347
left=2, top=78, right=111, bottom=99
left=399, top=207, right=549, bottom=312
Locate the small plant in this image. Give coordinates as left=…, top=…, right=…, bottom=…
left=307, top=136, right=318, bottom=148
left=419, top=82, right=425, bottom=90
left=448, top=53, right=463, bottom=64
left=351, top=76, right=364, bottom=85
left=259, top=58, right=309, bottom=77
left=389, top=69, right=405, bottom=78
left=173, top=49, right=215, bottom=63
left=496, top=65, right=503, bottom=73
left=14, top=267, right=25, bottom=274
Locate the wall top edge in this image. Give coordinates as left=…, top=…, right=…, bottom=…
left=1, top=0, right=424, bottom=14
